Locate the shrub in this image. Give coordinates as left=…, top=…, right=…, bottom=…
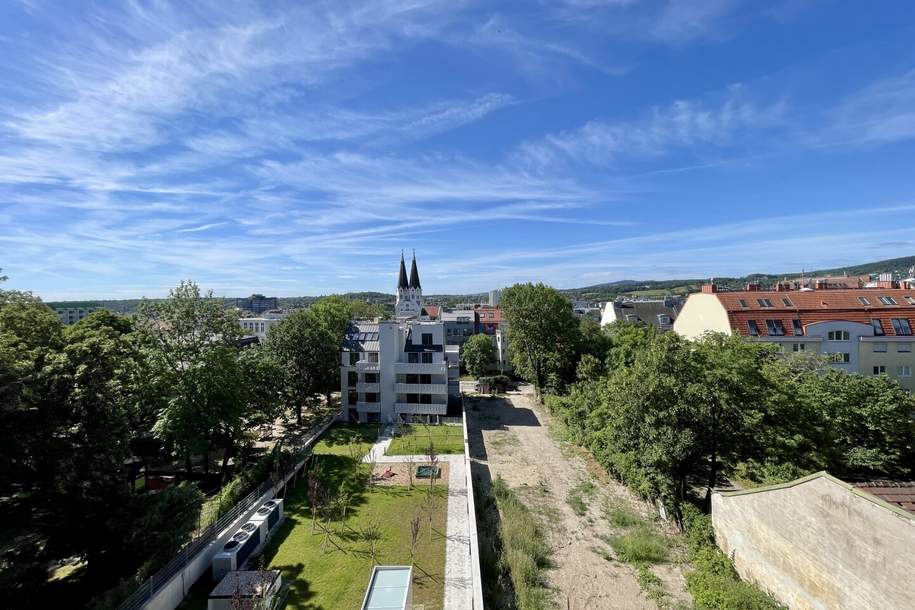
left=605, top=500, right=642, bottom=528
left=608, top=527, right=669, bottom=564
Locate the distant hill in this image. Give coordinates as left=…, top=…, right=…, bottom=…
left=45, top=255, right=915, bottom=312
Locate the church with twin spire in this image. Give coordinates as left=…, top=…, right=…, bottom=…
left=395, top=251, right=424, bottom=319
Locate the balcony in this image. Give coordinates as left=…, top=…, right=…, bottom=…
left=394, top=362, right=445, bottom=374
left=357, top=383, right=380, bottom=393
left=355, top=361, right=380, bottom=372
left=394, top=383, right=448, bottom=394
left=394, top=402, right=447, bottom=416
left=356, top=402, right=382, bottom=412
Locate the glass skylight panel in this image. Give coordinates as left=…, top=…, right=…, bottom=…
left=757, top=298, right=774, bottom=308
left=782, top=297, right=794, bottom=307
left=858, top=296, right=870, bottom=305
left=879, top=296, right=898, bottom=305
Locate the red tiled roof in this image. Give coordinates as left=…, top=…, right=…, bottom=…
left=853, top=481, right=915, bottom=515
left=421, top=305, right=440, bottom=318
left=714, top=289, right=915, bottom=337
left=474, top=305, right=504, bottom=324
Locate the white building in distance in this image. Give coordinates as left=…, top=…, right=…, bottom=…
left=339, top=253, right=459, bottom=423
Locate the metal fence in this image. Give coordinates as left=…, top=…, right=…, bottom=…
left=117, top=417, right=334, bottom=610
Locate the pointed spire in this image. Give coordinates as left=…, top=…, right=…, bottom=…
left=397, top=251, right=409, bottom=290
left=409, top=250, right=421, bottom=289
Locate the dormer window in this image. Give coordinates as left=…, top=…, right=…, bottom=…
left=765, top=320, right=785, bottom=336
left=891, top=318, right=913, bottom=336
left=738, top=299, right=749, bottom=308
left=757, top=298, right=774, bottom=308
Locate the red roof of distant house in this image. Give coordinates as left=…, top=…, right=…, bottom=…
left=421, top=305, right=440, bottom=319
left=474, top=305, right=504, bottom=324
left=710, top=288, right=915, bottom=337
left=853, top=481, right=915, bottom=515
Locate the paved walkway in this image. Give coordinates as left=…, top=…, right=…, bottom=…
left=360, top=431, right=474, bottom=610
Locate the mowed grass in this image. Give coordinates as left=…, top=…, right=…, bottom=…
left=311, top=423, right=379, bottom=457
left=386, top=424, right=464, bottom=455
left=261, top=450, right=448, bottom=610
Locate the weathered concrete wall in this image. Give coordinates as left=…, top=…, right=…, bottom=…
left=712, top=473, right=915, bottom=610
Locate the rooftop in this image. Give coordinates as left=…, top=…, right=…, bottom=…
left=209, top=570, right=280, bottom=599
left=852, top=481, right=915, bottom=515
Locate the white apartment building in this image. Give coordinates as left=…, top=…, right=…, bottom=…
left=239, top=313, right=287, bottom=342
left=339, top=253, right=459, bottom=423
left=55, top=307, right=97, bottom=325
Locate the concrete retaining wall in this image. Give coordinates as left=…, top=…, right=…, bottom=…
left=712, top=472, right=915, bottom=610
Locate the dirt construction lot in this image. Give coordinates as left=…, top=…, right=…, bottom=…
left=466, top=386, right=690, bottom=610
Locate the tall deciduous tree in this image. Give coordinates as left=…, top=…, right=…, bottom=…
left=462, top=333, right=496, bottom=378
left=501, top=283, right=581, bottom=392
left=267, top=309, right=337, bottom=425
left=138, top=281, right=244, bottom=472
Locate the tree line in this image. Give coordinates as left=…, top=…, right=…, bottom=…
left=0, top=274, right=379, bottom=608
left=501, top=282, right=915, bottom=520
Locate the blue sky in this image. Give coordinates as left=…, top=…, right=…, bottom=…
left=2, top=1, right=915, bottom=300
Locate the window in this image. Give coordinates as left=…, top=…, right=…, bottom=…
left=364, top=373, right=379, bottom=383
left=792, top=343, right=806, bottom=352
left=420, top=374, right=431, bottom=384
left=871, top=319, right=885, bottom=336
left=757, top=298, right=774, bottom=308
left=873, top=343, right=888, bottom=353
left=792, top=319, right=803, bottom=336
left=879, top=296, right=898, bottom=305
left=349, top=352, right=359, bottom=365
left=858, top=296, right=871, bottom=306
left=408, top=353, right=419, bottom=363
left=896, top=365, right=912, bottom=377
left=830, top=353, right=851, bottom=363
left=898, top=343, right=912, bottom=353
left=421, top=353, right=433, bottom=364
left=765, top=319, right=785, bottom=336
left=657, top=314, right=672, bottom=325
left=873, top=366, right=886, bottom=375
left=348, top=371, right=358, bottom=386
left=747, top=320, right=759, bottom=336
left=827, top=330, right=850, bottom=341
left=421, top=333, right=433, bottom=346
left=367, top=352, right=379, bottom=363
left=905, top=296, right=915, bottom=305
left=419, top=394, right=432, bottom=404
left=348, top=391, right=358, bottom=404
left=782, top=297, right=794, bottom=307
left=364, top=392, right=379, bottom=403
left=891, top=318, right=913, bottom=336
left=406, top=393, right=419, bottom=404
left=738, top=299, right=749, bottom=308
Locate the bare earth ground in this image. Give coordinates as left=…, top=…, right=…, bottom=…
left=371, top=462, right=450, bottom=487
left=467, top=386, right=691, bottom=610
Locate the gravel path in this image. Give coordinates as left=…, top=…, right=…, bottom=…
left=466, top=386, right=690, bottom=610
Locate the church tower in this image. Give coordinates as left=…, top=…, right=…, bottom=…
left=395, top=251, right=423, bottom=319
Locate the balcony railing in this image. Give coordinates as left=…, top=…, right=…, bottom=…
left=356, top=383, right=380, bottom=393
left=355, top=361, right=380, bottom=372
left=394, top=402, right=447, bottom=415
left=394, top=362, right=445, bottom=374
left=356, top=402, right=382, bottom=412
left=394, top=383, right=448, bottom=394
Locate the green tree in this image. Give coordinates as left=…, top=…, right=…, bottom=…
left=463, top=333, right=496, bottom=378
left=267, top=309, right=338, bottom=425
left=501, top=283, right=581, bottom=392
left=138, top=281, right=244, bottom=473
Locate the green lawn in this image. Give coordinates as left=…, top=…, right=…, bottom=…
left=386, top=424, right=464, bottom=455
left=260, top=456, right=448, bottom=609
left=310, top=423, right=379, bottom=457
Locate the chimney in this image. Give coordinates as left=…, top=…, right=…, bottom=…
left=877, top=272, right=898, bottom=289
left=701, top=283, right=718, bottom=294
left=745, top=282, right=761, bottom=292
left=815, top=279, right=828, bottom=290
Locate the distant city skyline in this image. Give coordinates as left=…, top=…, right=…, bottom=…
left=3, top=2, right=915, bottom=300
